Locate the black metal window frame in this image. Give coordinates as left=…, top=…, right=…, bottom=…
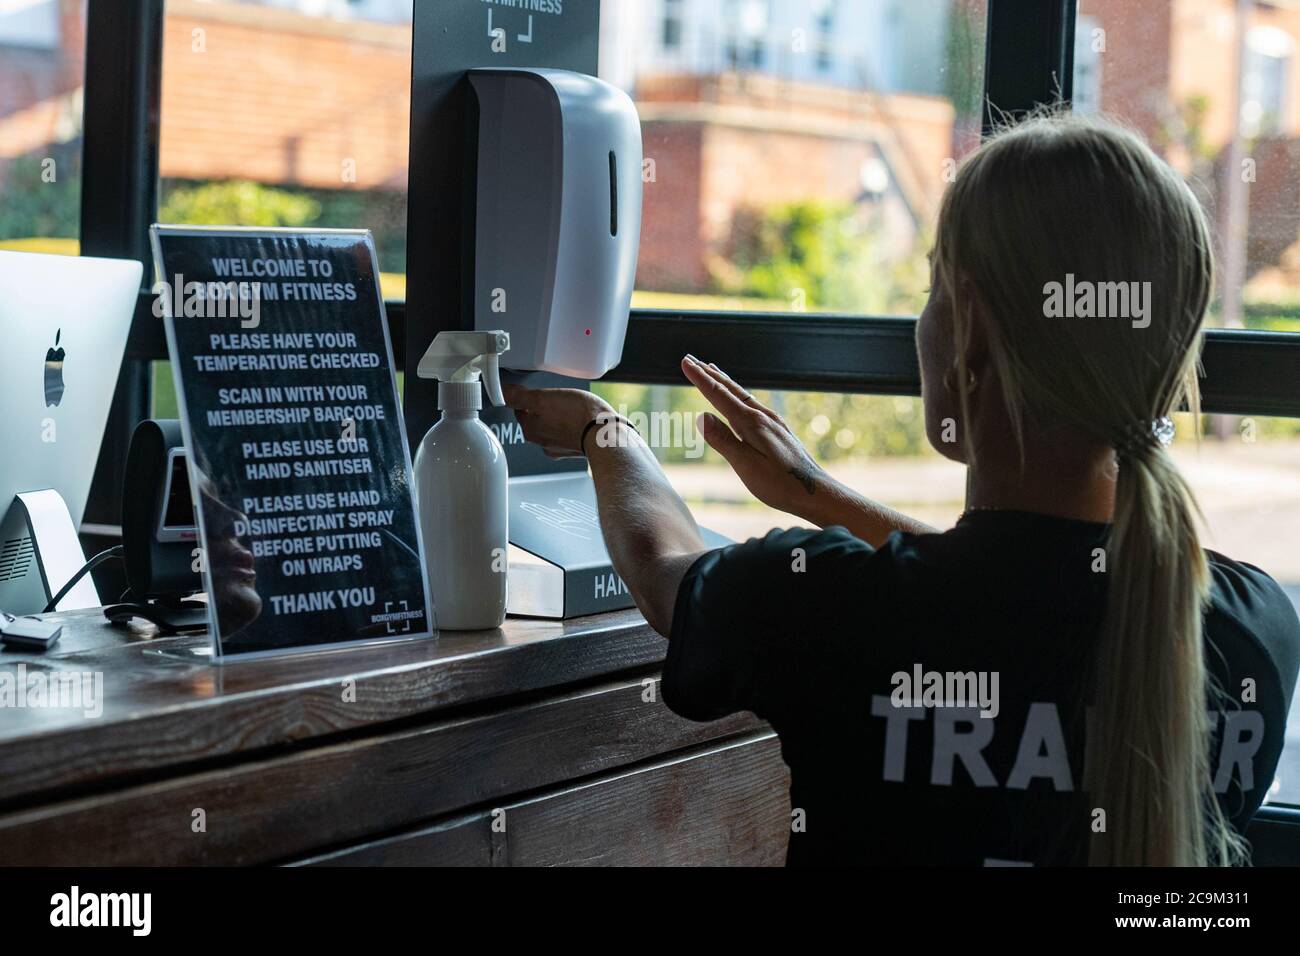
left=79, top=0, right=163, bottom=529
left=81, top=0, right=1300, bottom=523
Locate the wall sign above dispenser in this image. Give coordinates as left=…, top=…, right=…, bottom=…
left=151, top=226, right=433, bottom=660
left=404, top=0, right=602, bottom=479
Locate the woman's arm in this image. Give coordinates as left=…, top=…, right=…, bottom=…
left=504, top=385, right=708, bottom=637
left=788, top=470, right=939, bottom=548
left=585, top=425, right=710, bottom=636
left=681, top=356, right=936, bottom=547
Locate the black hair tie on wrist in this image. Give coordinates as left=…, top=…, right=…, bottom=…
left=580, top=413, right=637, bottom=456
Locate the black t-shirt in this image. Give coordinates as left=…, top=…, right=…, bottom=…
left=663, top=511, right=1300, bottom=866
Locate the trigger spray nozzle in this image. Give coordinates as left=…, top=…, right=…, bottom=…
left=417, top=330, right=511, bottom=411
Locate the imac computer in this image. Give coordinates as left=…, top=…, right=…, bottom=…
left=0, top=250, right=141, bottom=614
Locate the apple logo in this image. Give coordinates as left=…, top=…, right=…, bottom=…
left=44, top=328, right=65, bottom=407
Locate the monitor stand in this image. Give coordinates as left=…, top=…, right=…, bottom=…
left=104, top=596, right=209, bottom=634
left=506, top=472, right=730, bottom=619
left=0, top=490, right=100, bottom=615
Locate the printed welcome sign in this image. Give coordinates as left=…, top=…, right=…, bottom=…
left=151, top=225, right=433, bottom=659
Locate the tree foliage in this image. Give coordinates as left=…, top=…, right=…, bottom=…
left=159, top=179, right=320, bottom=227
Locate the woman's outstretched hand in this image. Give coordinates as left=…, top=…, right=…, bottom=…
left=682, top=354, right=831, bottom=520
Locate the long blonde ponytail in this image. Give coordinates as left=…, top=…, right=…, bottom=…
left=1090, top=434, right=1239, bottom=864
left=935, top=113, right=1245, bottom=865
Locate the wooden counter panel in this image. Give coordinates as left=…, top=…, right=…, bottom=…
left=0, top=676, right=765, bottom=865
left=298, top=810, right=498, bottom=866
left=297, top=733, right=790, bottom=867
left=0, top=607, right=663, bottom=806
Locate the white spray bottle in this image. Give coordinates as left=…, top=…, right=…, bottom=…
left=414, top=330, right=511, bottom=630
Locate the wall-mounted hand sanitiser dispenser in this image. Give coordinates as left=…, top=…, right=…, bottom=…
left=461, top=65, right=662, bottom=621
left=468, top=68, right=642, bottom=379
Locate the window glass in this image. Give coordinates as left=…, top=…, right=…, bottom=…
left=1074, top=1, right=1300, bottom=334
left=1168, top=412, right=1300, bottom=806
left=591, top=382, right=965, bottom=538
left=1075, top=0, right=1300, bottom=806
left=158, top=0, right=412, bottom=299
left=599, top=0, right=988, bottom=317
left=0, top=0, right=85, bottom=254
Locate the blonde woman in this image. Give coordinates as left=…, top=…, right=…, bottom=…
left=505, top=114, right=1300, bottom=866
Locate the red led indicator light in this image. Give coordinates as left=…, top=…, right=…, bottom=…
left=584, top=328, right=592, bottom=336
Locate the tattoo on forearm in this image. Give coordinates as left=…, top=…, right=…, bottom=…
left=788, top=464, right=817, bottom=495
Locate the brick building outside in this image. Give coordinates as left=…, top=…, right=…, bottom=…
left=2, top=0, right=1299, bottom=305
left=0, top=0, right=974, bottom=304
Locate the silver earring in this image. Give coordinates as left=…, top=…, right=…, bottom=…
left=944, top=366, right=977, bottom=394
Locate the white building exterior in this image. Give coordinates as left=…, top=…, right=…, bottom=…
left=599, top=0, right=955, bottom=96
